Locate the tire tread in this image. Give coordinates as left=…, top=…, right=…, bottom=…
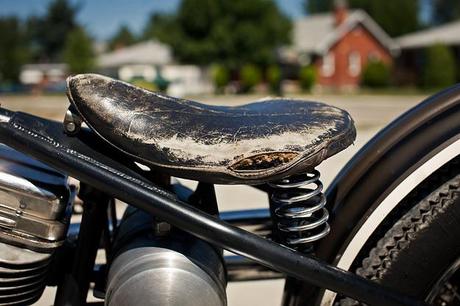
left=338, top=174, right=460, bottom=305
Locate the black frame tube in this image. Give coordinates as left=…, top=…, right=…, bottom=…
left=54, top=184, right=110, bottom=306
left=0, top=110, right=427, bottom=306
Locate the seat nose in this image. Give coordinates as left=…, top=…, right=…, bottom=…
left=67, top=74, right=120, bottom=114
left=67, top=74, right=98, bottom=104
left=67, top=74, right=145, bottom=140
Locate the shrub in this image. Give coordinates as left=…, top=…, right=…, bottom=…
left=266, top=65, right=282, bottom=94
left=211, top=64, right=229, bottom=94
left=422, top=44, right=456, bottom=89
left=299, top=65, right=316, bottom=92
left=154, top=73, right=169, bottom=92
left=131, top=79, right=157, bottom=91
left=240, top=64, right=262, bottom=93
left=362, top=60, right=391, bottom=88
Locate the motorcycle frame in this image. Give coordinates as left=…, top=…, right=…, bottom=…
left=0, top=84, right=458, bottom=306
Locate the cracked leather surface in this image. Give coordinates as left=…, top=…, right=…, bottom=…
left=66, top=74, right=356, bottom=184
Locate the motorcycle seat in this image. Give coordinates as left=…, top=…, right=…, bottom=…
left=66, top=74, right=356, bottom=184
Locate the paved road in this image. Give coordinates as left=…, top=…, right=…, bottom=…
left=0, top=93, right=428, bottom=305
left=0, top=93, right=423, bottom=129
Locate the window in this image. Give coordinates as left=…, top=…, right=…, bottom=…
left=348, top=51, right=361, bottom=77
left=368, top=52, right=380, bottom=62
left=321, top=53, right=335, bottom=77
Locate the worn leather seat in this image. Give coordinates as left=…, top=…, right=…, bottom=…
left=66, top=74, right=356, bottom=184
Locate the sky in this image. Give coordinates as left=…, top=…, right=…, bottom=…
left=0, top=0, right=305, bottom=40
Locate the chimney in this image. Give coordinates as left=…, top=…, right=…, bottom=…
left=334, top=0, right=348, bottom=26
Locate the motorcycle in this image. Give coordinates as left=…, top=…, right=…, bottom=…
left=0, top=73, right=457, bottom=306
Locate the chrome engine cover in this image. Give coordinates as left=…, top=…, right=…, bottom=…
left=0, top=144, right=72, bottom=250
left=0, top=144, right=73, bottom=305
left=106, top=207, right=227, bottom=306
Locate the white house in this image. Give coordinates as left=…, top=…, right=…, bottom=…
left=97, top=40, right=212, bottom=96
left=19, top=63, right=68, bottom=86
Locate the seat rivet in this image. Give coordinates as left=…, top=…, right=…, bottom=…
left=63, top=107, right=82, bottom=135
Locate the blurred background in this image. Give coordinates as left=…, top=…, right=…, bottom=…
left=0, top=0, right=459, bottom=305
left=1, top=0, right=459, bottom=96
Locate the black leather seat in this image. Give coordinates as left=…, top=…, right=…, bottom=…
left=66, top=74, right=356, bottom=184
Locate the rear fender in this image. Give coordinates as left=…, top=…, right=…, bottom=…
left=281, top=85, right=460, bottom=306
left=311, top=85, right=460, bottom=305
left=320, top=85, right=460, bottom=263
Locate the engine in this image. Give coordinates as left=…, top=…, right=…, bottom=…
left=0, top=144, right=72, bottom=305
left=0, top=144, right=227, bottom=305
left=105, top=207, right=227, bottom=306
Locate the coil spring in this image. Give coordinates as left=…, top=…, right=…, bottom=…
left=268, top=169, right=330, bottom=248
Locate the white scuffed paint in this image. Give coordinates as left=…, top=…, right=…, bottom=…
left=152, top=129, right=325, bottom=164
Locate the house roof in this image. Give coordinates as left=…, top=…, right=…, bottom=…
left=98, top=40, right=172, bottom=68
left=292, top=10, right=399, bottom=56
left=396, top=21, right=460, bottom=49
left=21, top=63, right=68, bottom=72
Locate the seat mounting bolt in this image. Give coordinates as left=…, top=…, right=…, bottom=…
left=63, top=106, right=82, bottom=135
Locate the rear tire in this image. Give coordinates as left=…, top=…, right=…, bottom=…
left=338, top=172, right=460, bottom=305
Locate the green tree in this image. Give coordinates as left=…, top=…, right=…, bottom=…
left=361, top=60, right=391, bottom=88
left=305, top=0, right=333, bottom=13
left=31, top=0, right=79, bottom=61
left=25, top=16, right=44, bottom=62
left=422, top=44, right=456, bottom=89
left=432, top=0, right=460, bottom=25
left=143, top=14, right=179, bottom=44
left=266, top=65, right=282, bottom=94
left=211, top=64, right=230, bottom=94
left=109, top=25, right=136, bottom=50
left=144, top=0, right=291, bottom=68
left=305, top=0, right=419, bottom=37
left=0, top=17, right=29, bottom=83
left=63, top=27, right=94, bottom=74
left=353, top=0, right=419, bottom=37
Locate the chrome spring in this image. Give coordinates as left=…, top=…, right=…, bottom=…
left=268, top=169, right=330, bottom=248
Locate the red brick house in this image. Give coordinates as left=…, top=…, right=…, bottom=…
left=282, top=4, right=399, bottom=89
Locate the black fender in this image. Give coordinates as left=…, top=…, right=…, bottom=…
left=287, top=84, right=460, bottom=305
left=319, top=84, right=460, bottom=262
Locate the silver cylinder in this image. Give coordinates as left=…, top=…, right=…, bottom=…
left=105, top=207, right=227, bottom=306
left=106, top=246, right=227, bottom=306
